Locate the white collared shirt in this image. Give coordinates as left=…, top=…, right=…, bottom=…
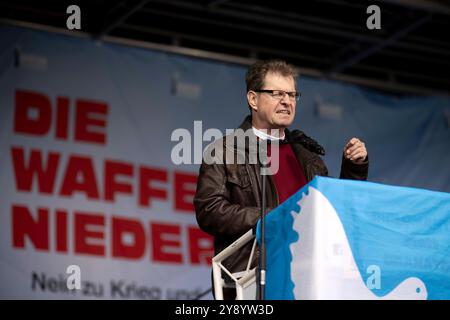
left=252, top=127, right=285, bottom=141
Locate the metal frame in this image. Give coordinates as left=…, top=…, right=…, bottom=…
left=211, top=229, right=257, bottom=300
left=0, top=18, right=448, bottom=96
left=98, top=0, right=151, bottom=38
left=328, top=14, right=432, bottom=75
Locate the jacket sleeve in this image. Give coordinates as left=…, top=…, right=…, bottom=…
left=194, top=161, right=262, bottom=239
left=339, top=154, right=369, bottom=180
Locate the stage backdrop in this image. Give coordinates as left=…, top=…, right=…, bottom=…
left=0, top=25, right=449, bottom=299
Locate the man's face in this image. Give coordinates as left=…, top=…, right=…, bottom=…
left=248, top=72, right=297, bottom=130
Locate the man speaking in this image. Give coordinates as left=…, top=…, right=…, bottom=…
left=194, top=59, right=369, bottom=299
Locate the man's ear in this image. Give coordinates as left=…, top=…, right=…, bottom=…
left=247, top=91, right=258, bottom=112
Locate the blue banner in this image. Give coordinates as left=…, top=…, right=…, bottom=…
left=259, top=177, right=450, bottom=299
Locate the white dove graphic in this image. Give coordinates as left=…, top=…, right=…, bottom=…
left=289, top=186, right=427, bottom=300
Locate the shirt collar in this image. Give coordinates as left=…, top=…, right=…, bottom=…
left=252, top=126, right=286, bottom=141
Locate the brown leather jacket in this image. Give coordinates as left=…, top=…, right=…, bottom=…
left=194, top=115, right=368, bottom=287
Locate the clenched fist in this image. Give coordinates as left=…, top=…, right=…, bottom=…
left=344, top=138, right=367, bottom=164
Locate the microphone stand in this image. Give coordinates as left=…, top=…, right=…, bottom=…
left=258, top=142, right=268, bottom=300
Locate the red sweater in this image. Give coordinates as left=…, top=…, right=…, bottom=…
left=268, top=143, right=307, bottom=204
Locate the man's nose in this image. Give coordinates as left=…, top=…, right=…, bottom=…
left=280, top=92, right=291, bottom=104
